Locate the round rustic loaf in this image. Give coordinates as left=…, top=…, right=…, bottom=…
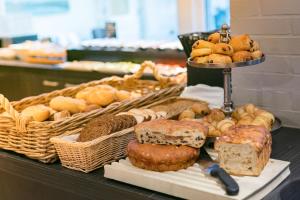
left=127, top=140, right=199, bottom=172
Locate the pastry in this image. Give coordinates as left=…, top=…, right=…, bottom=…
left=135, top=119, right=208, bottom=148
left=178, top=109, right=195, bottom=120
left=193, top=56, right=209, bottom=64
left=229, top=34, right=252, bottom=52
left=21, top=104, right=51, bottom=122
left=249, top=40, right=260, bottom=52
left=49, top=96, right=87, bottom=114
left=192, top=40, right=215, bottom=49
left=116, top=90, right=132, bottom=101
left=207, top=54, right=232, bottom=64
left=77, top=114, right=137, bottom=142
left=127, top=140, right=199, bottom=172
left=203, top=108, right=225, bottom=123
left=191, top=103, right=210, bottom=115
left=216, top=119, right=236, bottom=133
left=190, top=48, right=212, bottom=58
left=251, top=50, right=263, bottom=60
left=208, top=32, right=220, bottom=44
left=212, top=43, right=234, bottom=56
left=215, top=125, right=272, bottom=176
left=76, top=85, right=116, bottom=106
left=232, top=51, right=252, bottom=62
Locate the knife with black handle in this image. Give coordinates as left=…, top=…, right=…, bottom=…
left=199, top=148, right=239, bottom=196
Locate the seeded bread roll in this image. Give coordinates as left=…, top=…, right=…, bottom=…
left=134, top=119, right=208, bottom=148
left=127, top=140, right=199, bottom=172
left=215, top=125, right=271, bottom=176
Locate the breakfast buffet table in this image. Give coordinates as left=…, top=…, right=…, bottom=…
left=0, top=127, right=299, bottom=200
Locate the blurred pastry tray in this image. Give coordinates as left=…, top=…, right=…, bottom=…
left=104, top=157, right=289, bottom=200
left=187, top=55, right=265, bottom=69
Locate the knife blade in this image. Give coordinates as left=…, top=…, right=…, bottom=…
left=199, top=148, right=239, bottom=196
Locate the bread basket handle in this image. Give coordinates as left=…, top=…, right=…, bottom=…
left=124, top=61, right=171, bottom=86
left=0, top=94, right=29, bottom=132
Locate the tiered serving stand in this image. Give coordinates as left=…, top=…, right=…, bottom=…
left=187, top=24, right=281, bottom=131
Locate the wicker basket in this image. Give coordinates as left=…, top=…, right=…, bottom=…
left=50, top=97, right=207, bottom=173
left=0, top=62, right=184, bottom=163
left=51, top=127, right=135, bottom=173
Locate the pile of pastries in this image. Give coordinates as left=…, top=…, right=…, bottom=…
left=20, top=84, right=141, bottom=122
left=124, top=99, right=274, bottom=176
left=190, top=32, right=263, bottom=64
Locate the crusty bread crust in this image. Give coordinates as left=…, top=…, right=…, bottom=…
left=127, top=140, right=199, bottom=172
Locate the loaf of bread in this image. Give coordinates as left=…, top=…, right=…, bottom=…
left=215, top=125, right=271, bottom=176
left=49, top=96, right=87, bottom=114
left=134, top=119, right=208, bottom=148
left=76, top=85, right=116, bottom=106
left=127, top=140, right=199, bottom=172
left=21, top=104, right=51, bottom=122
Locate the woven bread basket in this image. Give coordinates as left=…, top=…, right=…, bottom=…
left=0, top=61, right=184, bottom=163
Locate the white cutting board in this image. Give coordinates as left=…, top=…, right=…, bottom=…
left=104, top=158, right=290, bottom=200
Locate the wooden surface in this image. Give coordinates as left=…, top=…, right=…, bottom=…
left=0, top=127, right=300, bottom=200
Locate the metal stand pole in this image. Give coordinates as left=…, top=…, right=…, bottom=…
left=222, top=68, right=233, bottom=116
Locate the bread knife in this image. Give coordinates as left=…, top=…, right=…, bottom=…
left=199, top=148, right=239, bottom=195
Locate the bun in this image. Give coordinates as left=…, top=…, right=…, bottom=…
left=250, top=40, right=260, bottom=52
left=178, top=109, right=195, bottom=120
left=207, top=54, right=232, bottom=64
left=192, top=40, right=215, bottom=49
left=190, top=48, right=212, bottom=58
left=191, top=103, right=210, bottom=115
left=215, top=125, right=271, bottom=176
left=135, top=119, right=208, bottom=148
left=116, top=90, right=131, bottom=101
left=50, top=96, right=87, bottom=114
left=212, top=43, right=234, bottom=56
left=193, top=56, right=209, bottom=64
left=84, top=104, right=101, bottom=112
left=251, top=50, right=263, bottom=60
left=21, top=104, right=50, bottom=122
left=229, top=34, right=252, bottom=51
left=76, top=85, right=116, bottom=106
left=232, top=51, right=252, bottom=62
left=127, top=140, right=199, bottom=172
left=208, top=32, right=220, bottom=44
left=53, top=110, right=71, bottom=121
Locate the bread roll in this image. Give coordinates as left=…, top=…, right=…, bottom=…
left=21, top=104, right=50, bottom=122
left=191, top=48, right=212, bottom=58
left=116, top=90, right=131, bottom=101
left=192, top=40, right=215, bottom=49
left=49, top=96, right=87, bottom=114
left=232, top=51, right=252, bottom=62
left=135, top=119, right=208, bottom=148
left=215, top=125, right=271, bottom=176
left=178, top=109, right=195, bottom=120
left=207, top=54, right=232, bottom=64
left=53, top=110, right=71, bottom=121
left=212, top=43, right=234, bottom=56
left=229, top=34, right=252, bottom=52
left=191, top=103, right=210, bottom=115
left=127, top=140, right=199, bottom=172
left=208, top=32, right=220, bottom=44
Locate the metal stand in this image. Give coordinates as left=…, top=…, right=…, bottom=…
left=222, top=68, right=233, bottom=116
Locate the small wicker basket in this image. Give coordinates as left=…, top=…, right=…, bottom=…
left=0, top=61, right=184, bottom=163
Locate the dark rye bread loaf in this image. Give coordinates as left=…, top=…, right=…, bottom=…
left=77, top=114, right=137, bottom=142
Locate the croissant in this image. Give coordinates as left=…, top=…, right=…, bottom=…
left=251, top=116, right=271, bottom=130
left=255, top=109, right=275, bottom=125
left=217, top=119, right=236, bottom=133
left=204, top=109, right=225, bottom=123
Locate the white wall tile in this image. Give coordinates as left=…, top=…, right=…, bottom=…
left=261, top=0, right=300, bottom=15
left=231, top=0, right=260, bottom=18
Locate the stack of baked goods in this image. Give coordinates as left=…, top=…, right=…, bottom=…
left=190, top=32, right=263, bottom=64
left=76, top=108, right=167, bottom=142
left=19, top=84, right=142, bottom=122
left=127, top=119, right=208, bottom=172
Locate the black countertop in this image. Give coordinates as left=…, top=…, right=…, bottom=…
left=1, top=127, right=300, bottom=200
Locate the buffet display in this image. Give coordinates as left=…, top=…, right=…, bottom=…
left=0, top=24, right=290, bottom=200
